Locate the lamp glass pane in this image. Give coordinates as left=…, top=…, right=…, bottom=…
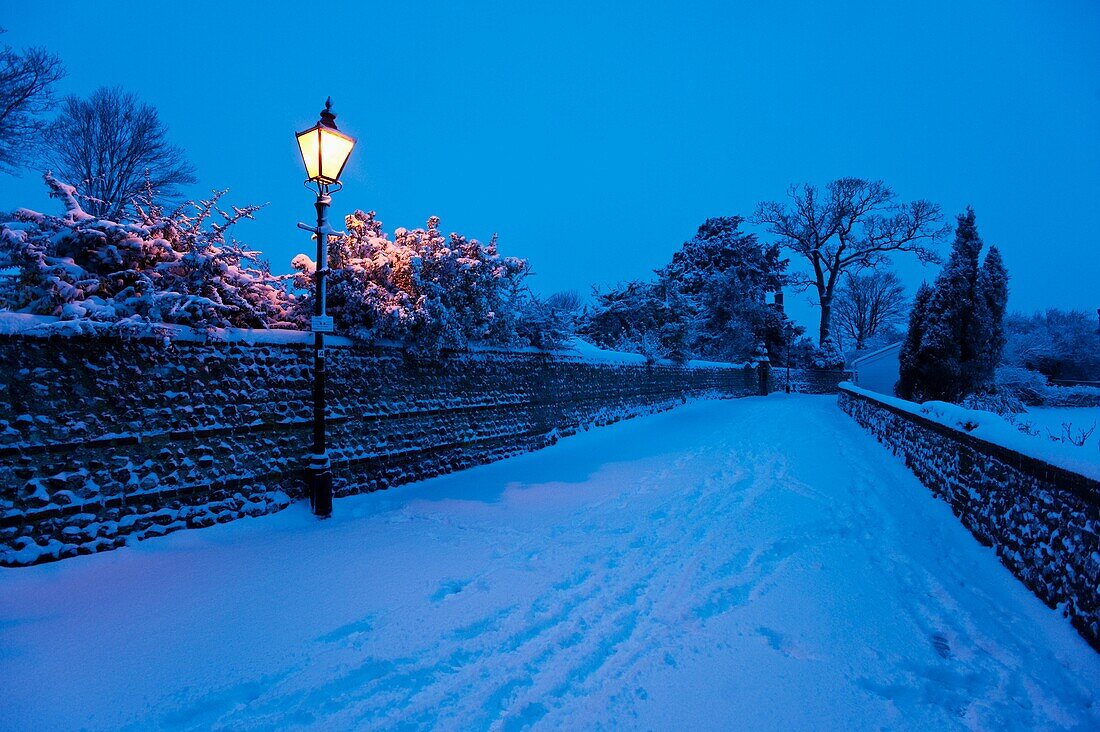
left=296, top=127, right=321, bottom=181
left=318, top=128, right=355, bottom=182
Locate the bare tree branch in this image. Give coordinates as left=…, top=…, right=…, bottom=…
left=0, top=31, right=65, bottom=175
left=833, top=270, right=908, bottom=351
left=41, top=86, right=196, bottom=220
left=754, top=178, right=947, bottom=344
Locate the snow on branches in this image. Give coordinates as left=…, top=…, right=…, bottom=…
left=0, top=173, right=296, bottom=332
left=0, top=175, right=566, bottom=350
left=292, top=210, right=562, bottom=353
left=580, top=217, right=794, bottom=364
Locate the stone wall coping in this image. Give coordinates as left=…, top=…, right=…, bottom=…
left=839, top=384, right=1100, bottom=500
left=0, top=312, right=753, bottom=370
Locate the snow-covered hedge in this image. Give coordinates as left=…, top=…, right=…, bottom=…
left=0, top=175, right=571, bottom=350
left=290, top=211, right=568, bottom=353
left=0, top=174, right=297, bottom=332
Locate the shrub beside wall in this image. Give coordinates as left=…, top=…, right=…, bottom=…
left=0, top=330, right=762, bottom=566
left=838, top=384, right=1100, bottom=651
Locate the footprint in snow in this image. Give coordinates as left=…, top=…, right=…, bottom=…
left=431, top=578, right=471, bottom=603
left=315, top=615, right=374, bottom=643
left=931, top=632, right=952, bottom=660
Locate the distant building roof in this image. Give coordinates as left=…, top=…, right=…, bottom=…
left=851, top=341, right=903, bottom=367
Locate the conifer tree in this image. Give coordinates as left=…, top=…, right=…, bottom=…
left=973, top=244, right=1010, bottom=387
left=896, top=282, right=933, bottom=399
left=895, top=209, right=1009, bottom=402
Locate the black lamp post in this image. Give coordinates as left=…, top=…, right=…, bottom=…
left=295, top=98, right=356, bottom=517
left=785, top=322, right=793, bottom=394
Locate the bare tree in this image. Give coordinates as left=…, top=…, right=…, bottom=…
left=43, top=86, right=196, bottom=220
left=833, top=270, right=908, bottom=351
left=0, top=31, right=65, bottom=174
left=754, top=178, right=946, bottom=345
left=546, top=289, right=583, bottom=315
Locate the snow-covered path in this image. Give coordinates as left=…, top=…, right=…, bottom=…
left=1, top=395, right=1097, bottom=730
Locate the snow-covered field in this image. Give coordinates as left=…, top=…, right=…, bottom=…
left=1, top=395, right=1097, bottom=730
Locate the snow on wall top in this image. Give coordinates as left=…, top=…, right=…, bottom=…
left=0, top=312, right=751, bottom=369
left=841, top=382, right=1100, bottom=483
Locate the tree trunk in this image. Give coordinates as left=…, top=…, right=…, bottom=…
left=819, top=298, right=832, bottom=345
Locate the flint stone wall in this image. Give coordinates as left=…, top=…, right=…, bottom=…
left=0, top=331, right=761, bottom=565
left=838, top=385, right=1100, bottom=651
left=769, top=367, right=850, bottom=395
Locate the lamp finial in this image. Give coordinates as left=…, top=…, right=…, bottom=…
left=320, top=97, right=338, bottom=129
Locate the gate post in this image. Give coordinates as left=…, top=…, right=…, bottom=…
left=753, top=342, right=771, bottom=396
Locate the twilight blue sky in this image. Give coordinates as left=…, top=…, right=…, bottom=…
left=2, top=1, right=1098, bottom=332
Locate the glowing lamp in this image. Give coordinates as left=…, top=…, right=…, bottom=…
left=295, top=97, right=356, bottom=188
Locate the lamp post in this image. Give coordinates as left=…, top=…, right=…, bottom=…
left=785, top=323, right=792, bottom=394
left=295, top=98, right=356, bottom=517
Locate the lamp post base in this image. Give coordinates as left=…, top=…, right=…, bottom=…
left=305, top=455, right=333, bottom=518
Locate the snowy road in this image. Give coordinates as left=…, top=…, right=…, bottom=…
left=1, top=395, right=1097, bottom=730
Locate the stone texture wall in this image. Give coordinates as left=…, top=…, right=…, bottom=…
left=838, top=385, right=1100, bottom=651
left=0, top=333, right=762, bottom=565
left=768, top=367, right=850, bottom=394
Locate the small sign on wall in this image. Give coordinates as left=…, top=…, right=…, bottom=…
left=311, top=315, right=334, bottom=333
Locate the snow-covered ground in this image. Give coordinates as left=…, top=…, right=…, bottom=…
left=1, top=395, right=1097, bottom=730
left=1024, top=406, right=1100, bottom=463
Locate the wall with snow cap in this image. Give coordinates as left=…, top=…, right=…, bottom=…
left=838, top=384, right=1100, bottom=651
left=0, top=327, right=762, bottom=566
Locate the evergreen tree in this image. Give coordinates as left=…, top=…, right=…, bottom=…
left=580, top=280, right=686, bottom=362
left=895, top=209, right=1009, bottom=402
left=658, top=216, right=788, bottom=361
left=580, top=216, right=793, bottom=363
left=974, top=245, right=1009, bottom=387
left=896, top=282, right=933, bottom=399
left=919, top=209, right=983, bottom=400
left=812, top=336, right=845, bottom=370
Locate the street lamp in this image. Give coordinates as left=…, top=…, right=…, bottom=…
left=295, top=97, right=356, bottom=518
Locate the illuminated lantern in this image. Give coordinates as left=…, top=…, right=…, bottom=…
left=295, top=97, right=356, bottom=189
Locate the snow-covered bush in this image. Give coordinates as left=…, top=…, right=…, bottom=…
left=919, top=400, right=983, bottom=432
left=514, top=294, right=576, bottom=350
left=994, top=367, right=1050, bottom=406
left=292, top=210, right=550, bottom=353
left=579, top=217, right=792, bottom=364
left=961, top=390, right=1026, bottom=417
left=0, top=173, right=297, bottom=331
left=1041, top=384, right=1100, bottom=408
left=1004, top=309, right=1100, bottom=382
left=994, top=366, right=1100, bottom=408
left=811, top=336, right=845, bottom=370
